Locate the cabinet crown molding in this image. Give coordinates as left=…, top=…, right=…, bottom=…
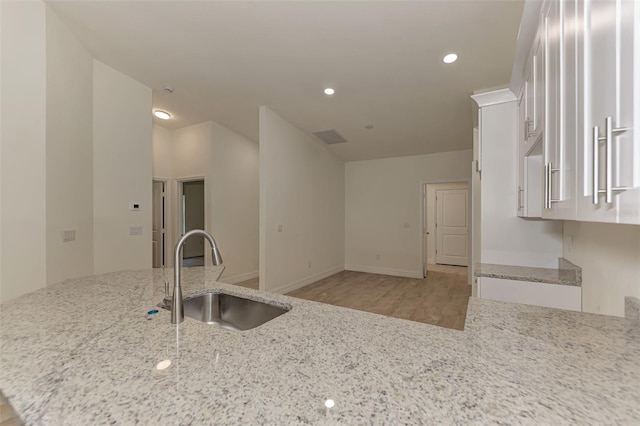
left=471, top=89, right=517, bottom=108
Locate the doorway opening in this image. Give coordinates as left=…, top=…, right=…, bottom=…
left=152, top=180, right=167, bottom=268
left=422, top=181, right=470, bottom=279
left=177, top=178, right=205, bottom=267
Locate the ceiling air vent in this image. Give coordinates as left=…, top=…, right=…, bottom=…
left=313, top=129, right=347, bottom=145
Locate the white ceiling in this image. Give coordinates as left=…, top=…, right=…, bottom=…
left=47, top=0, right=524, bottom=162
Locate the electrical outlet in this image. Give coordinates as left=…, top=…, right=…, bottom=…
left=129, top=226, right=143, bottom=236
left=61, top=229, right=76, bottom=242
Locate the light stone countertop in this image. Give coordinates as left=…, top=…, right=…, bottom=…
left=1, top=267, right=638, bottom=425
left=476, top=258, right=582, bottom=286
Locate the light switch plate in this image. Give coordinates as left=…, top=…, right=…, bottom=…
left=129, top=226, right=143, bottom=236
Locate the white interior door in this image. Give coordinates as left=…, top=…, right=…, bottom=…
left=435, top=189, right=469, bottom=266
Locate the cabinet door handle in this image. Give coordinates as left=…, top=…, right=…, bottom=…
left=592, top=126, right=599, bottom=205
left=526, top=120, right=536, bottom=138
left=545, top=162, right=560, bottom=209
left=518, top=187, right=525, bottom=210
left=593, top=117, right=632, bottom=204
left=544, top=163, right=550, bottom=209
left=605, top=116, right=613, bottom=203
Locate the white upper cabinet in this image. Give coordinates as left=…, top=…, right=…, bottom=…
left=576, top=0, right=640, bottom=224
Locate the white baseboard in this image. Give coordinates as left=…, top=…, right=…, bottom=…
left=222, top=270, right=259, bottom=285
left=269, top=266, right=344, bottom=294
left=471, top=281, right=478, bottom=297
left=344, top=265, right=423, bottom=279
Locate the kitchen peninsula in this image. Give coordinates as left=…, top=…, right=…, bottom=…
left=1, top=267, right=638, bottom=424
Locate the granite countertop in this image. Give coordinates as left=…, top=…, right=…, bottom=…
left=476, top=258, right=582, bottom=286
left=1, top=267, right=638, bottom=424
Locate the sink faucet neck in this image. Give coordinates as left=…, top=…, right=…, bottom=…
left=172, top=229, right=223, bottom=324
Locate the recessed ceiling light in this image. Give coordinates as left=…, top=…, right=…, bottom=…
left=324, top=88, right=335, bottom=95
left=154, top=110, right=171, bottom=120
left=443, top=53, right=458, bottom=64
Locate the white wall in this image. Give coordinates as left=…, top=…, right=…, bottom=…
left=425, top=182, right=468, bottom=264
left=152, top=124, right=173, bottom=267
left=162, top=120, right=259, bottom=282
left=152, top=124, right=173, bottom=178
left=45, top=7, right=94, bottom=285
left=93, top=60, right=152, bottom=274
left=0, top=1, right=47, bottom=302
left=171, top=122, right=211, bottom=268
left=563, top=221, right=640, bottom=317
left=209, top=121, right=259, bottom=283
left=478, top=98, right=562, bottom=267
left=345, top=150, right=472, bottom=278
left=259, top=106, right=345, bottom=293
left=171, top=121, right=212, bottom=179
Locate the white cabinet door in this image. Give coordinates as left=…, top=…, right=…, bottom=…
left=533, top=31, right=545, bottom=139
left=542, top=0, right=577, bottom=220
left=577, top=0, right=640, bottom=224
left=526, top=32, right=545, bottom=145
left=519, top=10, right=546, bottom=218
left=543, top=0, right=562, bottom=216
left=517, top=94, right=526, bottom=217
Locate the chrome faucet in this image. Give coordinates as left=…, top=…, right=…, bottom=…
left=172, top=229, right=223, bottom=324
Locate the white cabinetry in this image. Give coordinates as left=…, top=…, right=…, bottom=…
left=514, top=0, right=638, bottom=224
left=472, top=89, right=563, bottom=268
left=478, top=277, right=581, bottom=312
left=576, top=0, right=640, bottom=224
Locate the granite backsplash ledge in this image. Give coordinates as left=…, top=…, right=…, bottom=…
left=475, top=257, right=581, bottom=286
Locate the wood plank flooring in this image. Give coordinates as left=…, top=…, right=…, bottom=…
left=0, top=392, right=21, bottom=426
left=234, top=277, right=259, bottom=290
left=235, top=264, right=470, bottom=330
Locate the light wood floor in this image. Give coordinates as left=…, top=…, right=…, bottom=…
left=235, top=264, right=470, bottom=330
left=0, top=392, right=21, bottom=426
left=235, top=277, right=259, bottom=290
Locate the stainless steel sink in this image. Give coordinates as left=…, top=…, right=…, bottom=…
left=178, top=291, right=290, bottom=331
